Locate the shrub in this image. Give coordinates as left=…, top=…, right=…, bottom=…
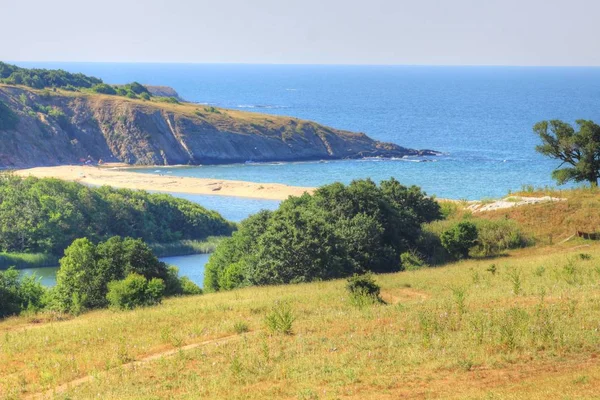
left=0, top=268, right=46, bottom=318
left=400, top=250, right=427, bottom=271
left=106, top=273, right=165, bottom=310
left=139, top=92, right=151, bottom=101
left=346, top=272, right=383, bottom=308
left=471, top=219, right=528, bottom=257
left=48, top=107, right=69, bottom=129
left=440, top=221, right=478, bottom=259
left=180, top=276, right=203, bottom=295
left=233, top=321, right=249, bottom=334
left=265, top=302, right=296, bottom=335
left=91, top=83, right=117, bottom=95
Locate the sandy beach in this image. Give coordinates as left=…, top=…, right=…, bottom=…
left=14, top=165, right=315, bottom=201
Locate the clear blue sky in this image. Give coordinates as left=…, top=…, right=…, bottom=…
left=2, top=0, right=599, bottom=66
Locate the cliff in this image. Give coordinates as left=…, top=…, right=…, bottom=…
left=0, top=84, right=437, bottom=168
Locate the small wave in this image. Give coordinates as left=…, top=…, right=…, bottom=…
left=236, top=104, right=289, bottom=109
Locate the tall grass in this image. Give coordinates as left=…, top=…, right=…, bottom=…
left=149, top=237, right=225, bottom=257
left=2, top=243, right=600, bottom=398
left=0, top=252, right=58, bottom=270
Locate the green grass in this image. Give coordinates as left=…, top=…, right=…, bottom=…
left=149, top=237, right=226, bottom=257
left=0, top=252, right=58, bottom=270
left=2, top=243, right=600, bottom=399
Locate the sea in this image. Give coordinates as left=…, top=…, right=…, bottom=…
left=13, top=62, right=600, bottom=286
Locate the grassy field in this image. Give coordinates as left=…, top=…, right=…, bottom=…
left=1, top=240, right=599, bottom=399
left=0, top=253, right=58, bottom=270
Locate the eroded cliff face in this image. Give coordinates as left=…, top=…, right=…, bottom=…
left=0, top=85, right=437, bottom=168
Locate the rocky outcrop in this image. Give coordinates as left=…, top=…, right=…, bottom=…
left=0, top=85, right=438, bottom=168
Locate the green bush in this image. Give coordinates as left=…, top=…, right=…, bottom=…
left=346, top=272, right=383, bottom=307
left=106, top=273, right=165, bottom=310
left=48, top=107, right=69, bottom=129
left=91, top=83, right=117, bottom=95
left=471, top=219, right=529, bottom=257
left=400, top=250, right=427, bottom=271
left=180, top=277, right=203, bottom=295
left=441, top=222, right=478, bottom=259
left=265, top=302, right=296, bottom=335
left=0, top=267, right=46, bottom=318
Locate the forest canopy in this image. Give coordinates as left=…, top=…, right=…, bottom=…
left=0, top=174, right=235, bottom=255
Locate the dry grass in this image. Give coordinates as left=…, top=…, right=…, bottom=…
left=2, top=242, right=600, bottom=399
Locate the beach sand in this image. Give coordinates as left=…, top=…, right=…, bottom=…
left=14, top=165, right=315, bottom=201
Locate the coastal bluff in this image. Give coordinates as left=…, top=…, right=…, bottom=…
left=0, top=84, right=437, bottom=168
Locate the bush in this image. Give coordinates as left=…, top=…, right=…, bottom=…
left=91, top=83, right=117, bottom=95
left=180, top=276, right=203, bottom=295
left=400, top=250, right=427, bottom=271
left=346, top=272, right=383, bottom=307
left=265, top=302, right=296, bottom=335
left=0, top=267, right=46, bottom=318
left=440, top=222, right=478, bottom=259
left=471, top=219, right=528, bottom=257
left=106, top=273, right=165, bottom=310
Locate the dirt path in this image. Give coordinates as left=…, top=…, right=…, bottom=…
left=26, top=331, right=256, bottom=399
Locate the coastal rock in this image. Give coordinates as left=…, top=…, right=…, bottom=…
left=0, top=85, right=438, bottom=168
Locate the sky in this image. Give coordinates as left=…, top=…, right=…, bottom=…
left=2, top=0, right=599, bottom=66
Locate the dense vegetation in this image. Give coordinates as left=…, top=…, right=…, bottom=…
left=0, top=62, right=101, bottom=89
left=534, top=119, right=600, bottom=186
left=0, top=62, right=154, bottom=100
left=205, top=178, right=443, bottom=291
left=0, top=236, right=202, bottom=317
left=0, top=174, right=235, bottom=255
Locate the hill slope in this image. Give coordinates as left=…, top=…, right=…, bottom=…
left=0, top=84, right=436, bottom=168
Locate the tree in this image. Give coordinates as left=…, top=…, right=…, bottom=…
left=534, top=120, right=600, bottom=186
left=440, top=222, right=478, bottom=260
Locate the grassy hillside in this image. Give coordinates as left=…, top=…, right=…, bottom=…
left=1, top=240, right=599, bottom=399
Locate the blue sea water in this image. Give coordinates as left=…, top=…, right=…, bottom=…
left=15, top=62, right=600, bottom=200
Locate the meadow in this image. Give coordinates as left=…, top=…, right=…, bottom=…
left=1, top=238, right=599, bottom=399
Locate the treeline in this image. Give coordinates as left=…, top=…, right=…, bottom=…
left=0, top=174, right=236, bottom=255
left=0, top=62, right=102, bottom=89
left=205, top=178, right=530, bottom=292
left=0, top=62, right=163, bottom=101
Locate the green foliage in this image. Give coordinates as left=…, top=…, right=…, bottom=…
left=400, top=250, right=427, bottom=271
left=47, top=107, right=69, bottom=129
left=265, top=302, right=296, bottom=335
left=106, top=273, right=165, bottom=310
left=180, top=276, right=203, bottom=295
left=471, top=219, right=529, bottom=257
left=0, top=174, right=235, bottom=255
left=0, top=252, right=58, bottom=269
left=157, top=96, right=180, bottom=104
left=0, top=267, right=46, bottom=318
left=53, top=236, right=189, bottom=313
left=346, top=272, right=383, bottom=307
left=91, top=83, right=117, bottom=95
left=440, top=221, right=478, bottom=259
left=205, top=179, right=441, bottom=291
left=0, top=61, right=102, bottom=89
left=0, top=100, right=18, bottom=130
left=233, top=321, right=249, bottom=334
left=534, top=120, right=600, bottom=186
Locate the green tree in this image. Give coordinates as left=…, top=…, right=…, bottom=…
left=106, top=273, right=165, bottom=310
left=534, top=120, right=600, bottom=186
left=440, top=222, right=478, bottom=260
left=0, top=268, right=46, bottom=318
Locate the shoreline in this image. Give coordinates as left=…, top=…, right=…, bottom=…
left=14, top=165, right=315, bottom=201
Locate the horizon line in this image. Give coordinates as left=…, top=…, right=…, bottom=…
left=5, top=60, right=600, bottom=68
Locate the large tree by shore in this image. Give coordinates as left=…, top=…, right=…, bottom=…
left=534, top=119, right=600, bottom=186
